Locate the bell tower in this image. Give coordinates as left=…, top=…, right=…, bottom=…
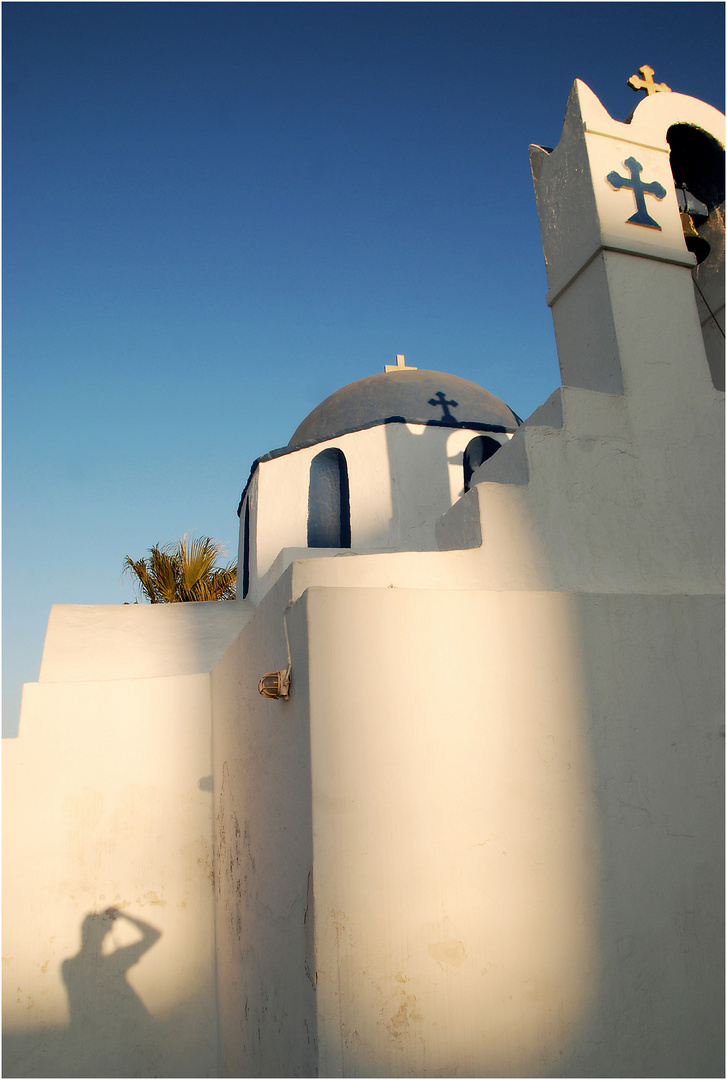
left=530, top=70, right=724, bottom=397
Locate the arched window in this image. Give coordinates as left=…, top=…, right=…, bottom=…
left=241, top=500, right=250, bottom=599
left=463, top=436, right=501, bottom=492
left=308, top=449, right=351, bottom=548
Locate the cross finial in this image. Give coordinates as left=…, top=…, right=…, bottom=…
left=627, top=65, right=671, bottom=96
left=384, top=353, right=418, bottom=373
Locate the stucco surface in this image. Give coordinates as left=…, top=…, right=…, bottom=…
left=209, top=573, right=317, bottom=1078
left=3, top=674, right=218, bottom=1078
left=223, top=585, right=721, bottom=1078
left=441, top=255, right=724, bottom=597
left=569, top=591, right=724, bottom=1078
left=38, top=599, right=253, bottom=684
left=303, top=585, right=598, bottom=1078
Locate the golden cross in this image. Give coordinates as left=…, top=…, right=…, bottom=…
left=627, top=65, right=671, bottom=96
left=384, top=353, right=418, bottom=373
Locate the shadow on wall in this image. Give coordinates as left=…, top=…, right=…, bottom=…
left=561, top=592, right=726, bottom=1079
left=382, top=409, right=453, bottom=550
left=62, top=908, right=159, bottom=1069
left=3, top=909, right=216, bottom=1079
left=383, top=397, right=508, bottom=545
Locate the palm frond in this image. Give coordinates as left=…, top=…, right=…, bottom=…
left=123, top=534, right=236, bottom=604
left=123, top=554, right=161, bottom=604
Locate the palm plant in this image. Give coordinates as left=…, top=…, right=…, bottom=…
left=123, top=535, right=237, bottom=603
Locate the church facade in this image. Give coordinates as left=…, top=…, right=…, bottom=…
left=3, top=78, right=724, bottom=1078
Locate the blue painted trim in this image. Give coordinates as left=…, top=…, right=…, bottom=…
left=236, top=415, right=522, bottom=517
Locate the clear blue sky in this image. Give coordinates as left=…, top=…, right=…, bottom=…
left=3, top=2, right=724, bottom=736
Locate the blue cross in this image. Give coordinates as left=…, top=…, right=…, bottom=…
left=606, top=157, right=666, bottom=230
left=429, top=390, right=458, bottom=422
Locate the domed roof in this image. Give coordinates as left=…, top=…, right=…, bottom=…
left=289, top=369, right=521, bottom=448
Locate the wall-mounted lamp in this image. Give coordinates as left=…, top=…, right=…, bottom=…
left=258, top=667, right=291, bottom=700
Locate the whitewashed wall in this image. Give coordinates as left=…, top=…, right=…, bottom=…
left=240, top=423, right=510, bottom=605
left=209, top=572, right=317, bottom=1078
left=304, top=585, right=599, bottom=1078
left=2, top=599, right=252, bottom=1077
left=3, top=674, right=219, bottom=1078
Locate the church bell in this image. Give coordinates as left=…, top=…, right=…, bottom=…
left=677, top=184, right=711, bottom=264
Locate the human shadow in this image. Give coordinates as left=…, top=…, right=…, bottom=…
left=59, top=908, right=161, bottom=1076
left=4, top=904, right=220, bottom=1078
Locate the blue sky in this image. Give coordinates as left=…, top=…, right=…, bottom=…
left=3, top=1, right=724, bottom=736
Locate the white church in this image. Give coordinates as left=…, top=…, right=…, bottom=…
left=3, top=73, right=724, bottom=1078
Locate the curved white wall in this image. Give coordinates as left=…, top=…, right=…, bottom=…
left=239, top=424, right=511, bottom=605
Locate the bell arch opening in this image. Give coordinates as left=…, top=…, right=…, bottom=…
left=667, top=124, right=725, bottom=212
left=667, top=124, right=725, bottom=391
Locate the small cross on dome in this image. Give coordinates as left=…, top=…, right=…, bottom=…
left=384, top=354, right=418, bottom=373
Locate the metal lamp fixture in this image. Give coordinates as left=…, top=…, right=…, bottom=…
left=258, top=667, right=291, bottom=700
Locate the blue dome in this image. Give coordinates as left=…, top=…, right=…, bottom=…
left=238, top=368, right=521, bottom=517
left=289, top=369, right=521, bottom=447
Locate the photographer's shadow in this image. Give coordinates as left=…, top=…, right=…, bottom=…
left=61, top=908, right=161, bottom=1076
